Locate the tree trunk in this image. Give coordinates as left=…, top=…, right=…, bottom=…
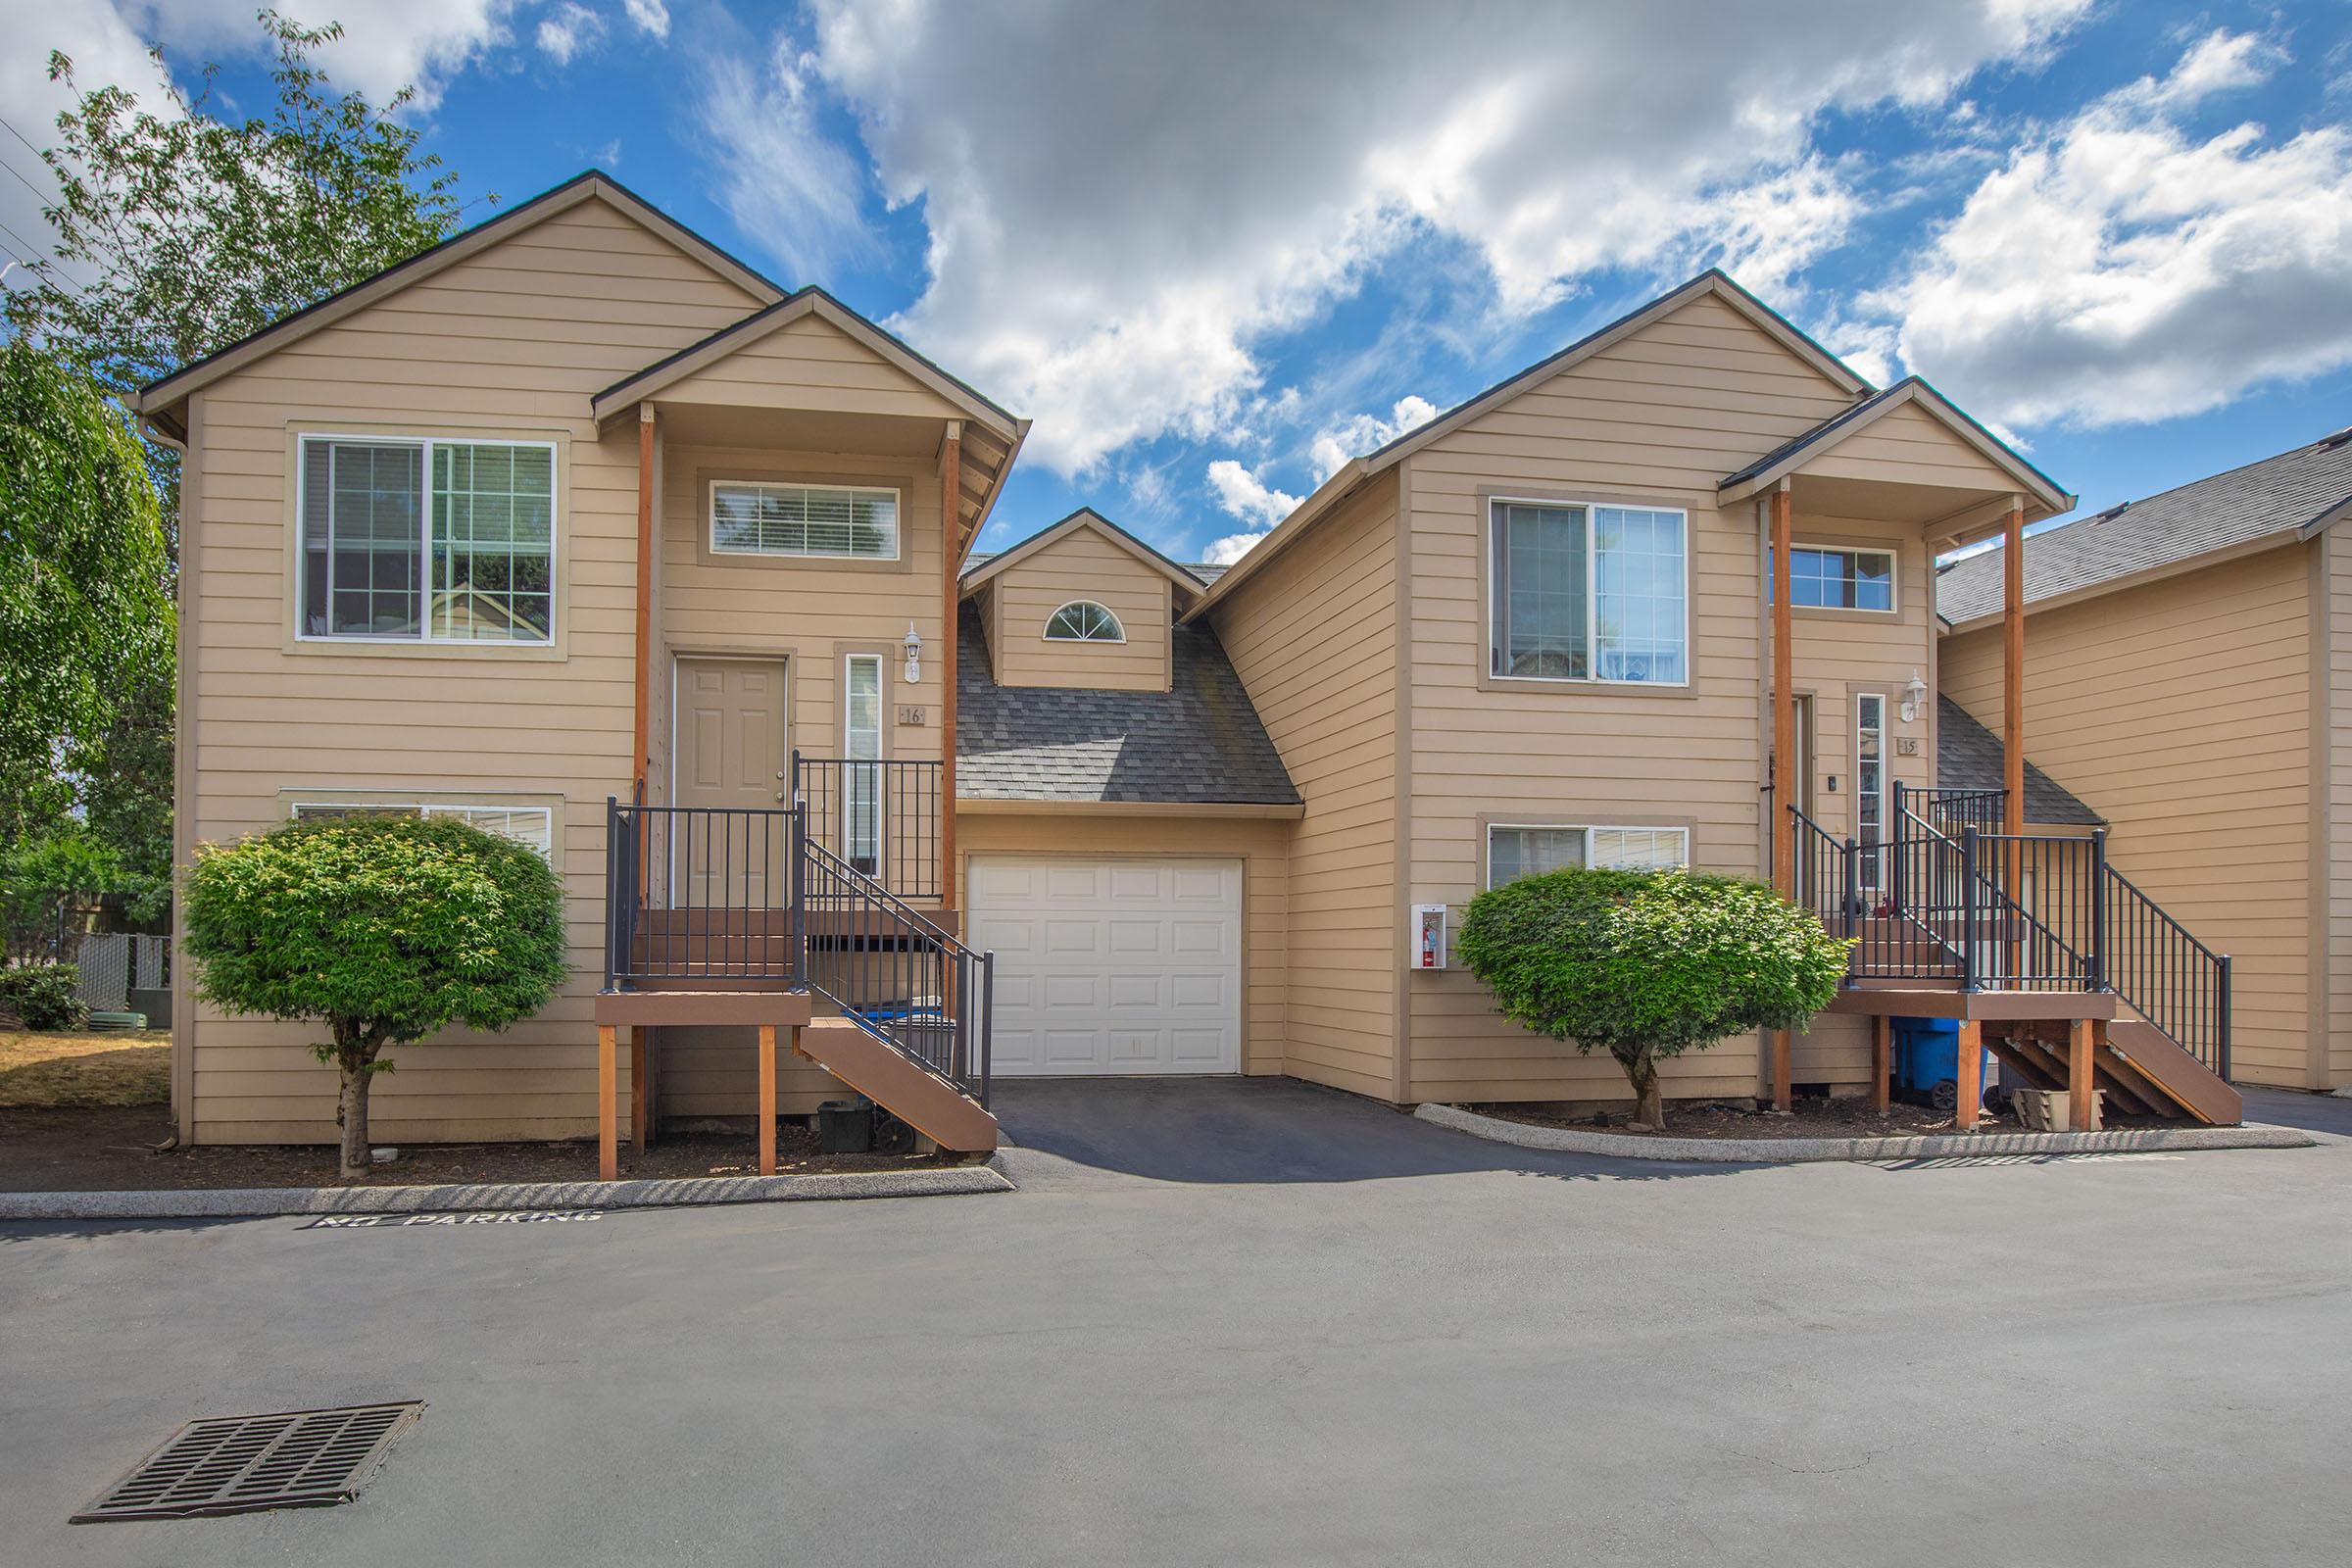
left=1620, top=1049, right=1665, bottom=1132
left=338, top=1057, right=372, bottom=1179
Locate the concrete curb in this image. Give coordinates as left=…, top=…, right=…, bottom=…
left=0, top=1155, right=1017, bottom=1222
left=1413, top=1102, right=2319, bottom=1163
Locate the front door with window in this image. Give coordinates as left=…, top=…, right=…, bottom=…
left=673, top=657, right=788, bottom=906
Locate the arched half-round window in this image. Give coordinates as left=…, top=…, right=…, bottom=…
left=1044, top=601, right=1125, bottom=642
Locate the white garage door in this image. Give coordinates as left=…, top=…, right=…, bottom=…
left=968, top=856, right=1243, bottom=1076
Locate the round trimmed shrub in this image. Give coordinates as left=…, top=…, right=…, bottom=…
left=183, top=814, right=567, bottom=1175
left=1456, top=866, right=1850, bottom=1130
left=0, top=961, right=90, bottom=1031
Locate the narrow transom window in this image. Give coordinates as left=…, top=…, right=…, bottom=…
left=710, top=482, right=899, bottom=560
left=1489, top=500, right=1687, bottom=684
left=1044, top=601, right=1125, bottom=642
left=1772, top=544, right=1896, bottom=612
left=1486, top=824, right=1690, bottom=887
left=298, top=436, right=555, bottom=644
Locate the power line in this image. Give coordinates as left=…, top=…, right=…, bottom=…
left=0, top=112, right=48, bottom=165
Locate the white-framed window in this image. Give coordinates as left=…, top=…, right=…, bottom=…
left=1855, top=693, right=1887, bottom=889
left=1043, top=601, right=1125, bottom=642
left=1485, top=824, right=1690, bottom=887
left=1771, top=543, right=1896, bottom=612
left=289, top=801, right=555, bottom=858
left=710, top=481, right=900, bottom=561
left=843, top=654, right=884, bottom=873
left=298, top=436, right=556, bottom=643
left=1489, top=499, right=1688, bottom=684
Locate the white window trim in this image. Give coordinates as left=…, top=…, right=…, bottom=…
left=295, top=433, right=560, bottom=647
left=708, top=479, right=904, bottom=562
left=1486, top=496, right=1690, bottom=687
left=1041, top=600, right=1128, bottom=644
left=843, top=653, right=886, bottom=868
left=1787, top=540, right=1898, bottom=613
left=1484, top=823, right=1691, bottom=888
left=1855, top=692, right=1888, bottom=891
left=287, top=800, right=555, bottom=858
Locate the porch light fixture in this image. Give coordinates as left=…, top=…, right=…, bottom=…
left=1901, top=670, right=1928, bottom=724
left=903, top=621, right=923, bottom=685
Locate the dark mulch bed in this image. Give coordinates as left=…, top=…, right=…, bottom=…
left=0, top=1104, right=962, bottom=1193
left=1461, top=1095, right=2168, bottom=1141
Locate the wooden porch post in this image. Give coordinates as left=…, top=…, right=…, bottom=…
left=2069, top=1016, right=2096, bottom=1132
left=633, top=405, right=657, bottom=796
left=757, top=1023, right=778, bottom=1176
left=598, top=1023, right=619, bottom=1180
left=1870, top=1013, right=1890, bottom=1115
left=1770, top=482, right=1795, bottom=1111
left=1954, top=1019, right=1983, bottom=1133
left=2002, top=496, right=2025, bottom=839
left=630, top=1026, right=648, bottom=1150
left=939, top=422, right=961, bottom=914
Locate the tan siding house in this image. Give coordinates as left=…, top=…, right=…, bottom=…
left=141, top=178, right=2250, bottom=1159
left=1937, top=429, right=2352, bottom=1092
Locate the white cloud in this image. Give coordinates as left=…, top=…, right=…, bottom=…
left=623, top=0, right=671, bottom=41
left=1308, top=395, right=1439, bottom=480
left=537, top=2, right=607, bottom=66
left=765, top=0, right=2088, bottom=474
left=1201, top=531, right=1270, bottom=567
left=0, top=0, right=162, bottom=289
left=1876, top=29, right=2352, bottom=429
left=696, top=30, right=877, bottom=284
left=1205, top=459, right=1299, bottom=529
left=116, top=1, right=512, bottom=111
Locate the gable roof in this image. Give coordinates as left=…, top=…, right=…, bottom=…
left=959, top=508, right=1209, bottom=600
left=130, top=171, right=787, bottom=438
left=1717, top=376, right=2073, bottom=518
left=955, top=602, right=1299, bottom=808
left=1936, top=697, right=2103, bottom=827
left=1936, top=427, right=2352, bottom=626
left=1187, top=269, right=1872, bottom=618
left=589, top=285, right=1020, bottom=441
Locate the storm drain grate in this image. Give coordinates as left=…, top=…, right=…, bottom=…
left=73, top=1402, right=422, bottom=1523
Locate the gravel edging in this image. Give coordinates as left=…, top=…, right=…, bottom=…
left=1414, top=1102, right=2318, bottom=1162
left=0, top=1155, right=1016, bottom=1222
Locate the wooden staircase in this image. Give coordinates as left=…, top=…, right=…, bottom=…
left=1987, top=1013, right=2242, bottom=1127
left=601, top=792, right=999, bottom=1177
left=795, top=1018, right=997, bottom=1153
left=1792, top=793, right=2239, bottom=1126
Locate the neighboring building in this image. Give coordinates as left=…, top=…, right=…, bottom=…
left=1938, top=430, right=2352, bottom=1092
left=133, top=173, right=2243, bottom=1165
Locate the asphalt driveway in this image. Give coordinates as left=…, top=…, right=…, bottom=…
left=2, top=1077, right=2346, bottom=1567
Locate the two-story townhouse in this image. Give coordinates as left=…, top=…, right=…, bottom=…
left=1937, top=429, right=2352, bottom=1095
left=138, top=175, right=2245, bottom=1175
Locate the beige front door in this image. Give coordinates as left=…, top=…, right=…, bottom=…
left=673, top=657, right=788, bottom=906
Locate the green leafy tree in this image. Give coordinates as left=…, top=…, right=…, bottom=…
left=0, top=823, right=122, bottom=962
left=1456, top=867, right=1850, bottom=1131
left=0, top=340, right=171, bottom=839
left=8, top=10, right=471, bottom=420
left=183, top=815, right=566, bottom=1176
left=3, top=9, right=482, bottom=896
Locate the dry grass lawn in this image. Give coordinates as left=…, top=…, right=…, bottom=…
left=0, top=1029, right=172, bottom=1108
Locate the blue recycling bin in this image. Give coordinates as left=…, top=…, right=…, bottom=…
left=1890, top=1016, right=1994, bottom=1110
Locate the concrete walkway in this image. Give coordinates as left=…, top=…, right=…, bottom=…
left=3, top=1076, right=2345, bottom=1566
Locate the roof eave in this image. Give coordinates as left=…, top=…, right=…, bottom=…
left=133, top=172, right=788, bottom=422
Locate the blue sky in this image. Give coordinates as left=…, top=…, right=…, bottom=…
left=6, top=1, right=2350, bottom=564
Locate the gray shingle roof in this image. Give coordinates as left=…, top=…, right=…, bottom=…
left=1936, top=696, right=2103, bottom=827
left=956, top=603, right=1299, bottom=806
left=1937, top=428, right=2352, bottom=623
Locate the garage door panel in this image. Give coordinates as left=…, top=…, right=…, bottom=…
left=974, top=855, right=1242, bottom=1077
left=1169, top=972, right=1225, bottom=1009
left=1106, top=973, right=1163, bottom=1008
